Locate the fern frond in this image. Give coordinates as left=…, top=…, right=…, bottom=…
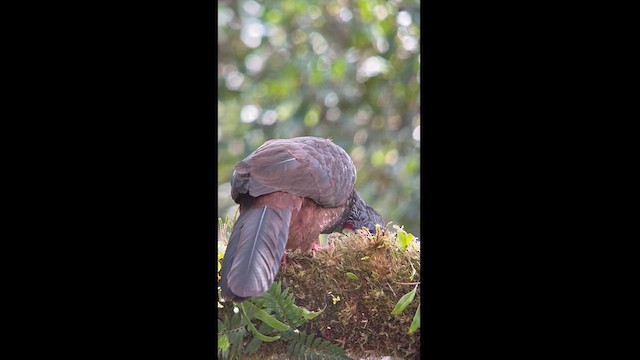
left=261, top=281, right=308, bottom=329
left=285, top=330, right=353, bottom=360
left=244, top=321, right=275, bottom=355
left=218, top=312, right=247, bottom=360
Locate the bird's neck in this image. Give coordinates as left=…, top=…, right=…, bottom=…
left=344, top=191, right=383, bottom=232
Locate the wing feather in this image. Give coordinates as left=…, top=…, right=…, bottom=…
left=231, top=137, right=356, bottom=207
left=220, top=206, right=291, bottom=300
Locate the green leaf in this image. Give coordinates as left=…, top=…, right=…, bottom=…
left=371, top=149, right=385, bottom=167
left=244, top=301, right=290, bottom=331
left=393, top=225, right=416, bottom=252
left=244, top=335, right=263, bottom=354
left=332, top=58, right=347, bottom=79
left=256, top=309, right=289, bottom=331
left=345, top=272, right=359, bottom=281
left=260, top=281, right=309, bottom=329
left=309, top=63, right=323, bottom=87
left=304, top=108, right=320, bottom=127
left=408, top=304, right=421, bottom=334
left=391, top=284, right=417, bottom=315
left=301, top=307, right=322, bottom=320
left=245, top=322, right=273, bottom=354
left=286, top=340, right=296, bottom=357
left=287, top=330, right=353, bottom=360
left=264, top=9, right=283, bottom=24
left=318, top=233, right=328, bottom=247
left=218, top=333, right=230, bottom=352
left=239, top=303, right=281, bottom=342
left=250, top=323, right=280, bottom=342
left=408, top=258, right=417, bottom=281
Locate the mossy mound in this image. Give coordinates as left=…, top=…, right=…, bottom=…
left=224, top=226, right=421, bottom=359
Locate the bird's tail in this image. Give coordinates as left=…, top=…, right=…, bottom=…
left=219, top=206, right=291, bottom=302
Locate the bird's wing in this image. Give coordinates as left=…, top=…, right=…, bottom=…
left=231, top=137, right=356, bottom=208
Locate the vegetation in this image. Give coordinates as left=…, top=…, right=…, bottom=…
left=218, top=216, right=421, bottom=359
left=218, top=281, right=352, bottom=360
left=217, top=0, right=421, bottom=239
left=217, top=2, right=421, bottom=356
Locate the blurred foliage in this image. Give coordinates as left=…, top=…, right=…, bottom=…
left=218, top=0, right=420, bottom=237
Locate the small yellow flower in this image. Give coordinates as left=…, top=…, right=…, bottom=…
left=331, top=295, right=341, bottom=305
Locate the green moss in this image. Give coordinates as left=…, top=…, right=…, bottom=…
left=247, top=225, right=420, bottom=359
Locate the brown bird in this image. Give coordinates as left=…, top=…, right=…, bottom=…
left=219, top=136, right=384, bottom=302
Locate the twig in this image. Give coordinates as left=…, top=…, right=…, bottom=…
left=386, top=282, right=396, bottom=297
left=394, top=281, right=420, bottom=285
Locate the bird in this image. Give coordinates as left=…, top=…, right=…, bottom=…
left=219, top=136, right=384, bottom=302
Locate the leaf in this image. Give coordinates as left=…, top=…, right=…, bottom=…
left=244, top=301, right=290, bottom=331
left=331, top=58, right=347, bottom=80
left=301, top=307, right=322, bottom=320
left=218, top=333, right=230, bottom=352
left=286, top=340, right=296, bottom=357
left=318, top=233, right=328, bottom=247
left=391, top=284, right=417, bottom=315
left=247, top=318, right=280, bottom=342
left=244, top=335, right=262, bottom=354
left=345, top=272, right=359, bottom=281
left=218, top=312, right=246, bottom=360
left=244, top=322, right=272, bottom=354
left=287, top=330, right=353, bottom=360
left=393, top=225, right=415, bottom=252
left=305, top=331, right=314, bottom=346
left=254, top=308, right=289, bottom=331
left=240, top=303, right=281, bottom=342
left=399, top=231, right=410, bottom=251
left=260, top=281, right=308, bottom=329
left=408, top=258, right=417, bottom=281
left=408, top=304, right=420, bottom=334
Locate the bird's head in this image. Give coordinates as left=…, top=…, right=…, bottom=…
left=344, top=192, right=384, bottom=233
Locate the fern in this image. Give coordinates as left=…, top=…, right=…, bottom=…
left=218, top=215, right=351, bottom=359
left=244, top=321, right=273, bottom=354
left=217, top=281, right=349, bottom=360
left=218, top=310, right=247, bottom=359
left=284, top=330, right=352, bottom=360
left=261, top=281, right=321, bottom=329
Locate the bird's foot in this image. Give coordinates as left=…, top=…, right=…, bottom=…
left=281, top=252, right=288, bottom=269
left=311, top=241, right=334, bottom=257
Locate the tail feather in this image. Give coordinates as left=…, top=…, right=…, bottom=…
left=220, top=206, right=291, bottom=301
